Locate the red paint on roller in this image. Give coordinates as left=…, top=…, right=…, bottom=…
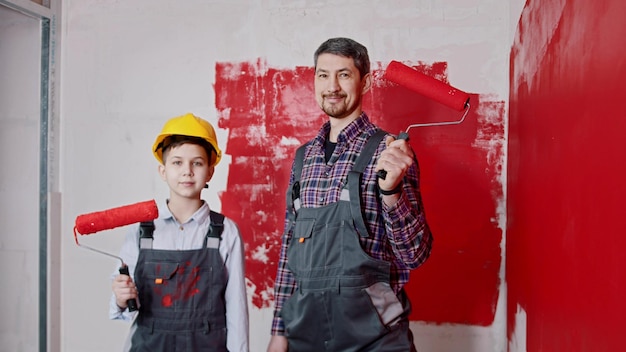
left=74, top=200, right=159, bottom=235
left=384, top=60, right=470, bottom=111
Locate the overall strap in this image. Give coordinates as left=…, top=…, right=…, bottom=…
left=287, top=143, right=308, bottom=217
left=347, top=129, right=387, bottom=238
left=352, top=130, right=387, bottom=173
left=138, top=211, right=225, bottom=250
left=204, top=210, right=225, bottom=249
left=207, top=210, right=225, bottom=238
left=139, top=221, right=155, bottom=249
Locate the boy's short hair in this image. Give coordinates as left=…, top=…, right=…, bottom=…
left=160, top=135, right=217, bottom=165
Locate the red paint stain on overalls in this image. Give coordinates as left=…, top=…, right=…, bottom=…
left=154, top=263, right=202, bottom=307
left=162, top=294, right=173, bottom=307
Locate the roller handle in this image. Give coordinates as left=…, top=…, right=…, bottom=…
left=377, top=131, right=410, bottom=180
left=118, top=265, right=138, bottom=312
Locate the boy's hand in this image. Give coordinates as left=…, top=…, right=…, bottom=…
left=112, top=274, right=138, bottom=310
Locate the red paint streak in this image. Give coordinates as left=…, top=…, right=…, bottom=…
left=176, top=266, right=186, bottom=276
left=215, top=61, right=323, bottom=309
left=185, top=266, right=201, bottom=298
left=509, top=0, right=626, bottom=350
left=216, top=59, right=504, bottom=325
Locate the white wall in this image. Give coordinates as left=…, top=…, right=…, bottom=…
left=59, top=1, right=523, bottom=351
left=0, top=4, right=43, bottom=352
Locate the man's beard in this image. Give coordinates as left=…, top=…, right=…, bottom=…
left=321, top=95, right=360, bottom=118
left=322, top=103, right=347, bottom=118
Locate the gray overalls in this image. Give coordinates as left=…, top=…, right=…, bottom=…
left=130, top=212, right=227, bottom=352
left=281, top=130, right=416, bottom=352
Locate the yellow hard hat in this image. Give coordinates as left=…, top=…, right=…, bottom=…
left=152, top=113, right=222, bottom=166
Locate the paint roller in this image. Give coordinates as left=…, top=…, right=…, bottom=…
left=377, top=60, right=471, bottom=179
left=73, top=199, right=159, bottom=311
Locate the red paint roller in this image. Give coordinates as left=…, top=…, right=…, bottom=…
left=74, top=199, right=159, bottom=236
left=384, top=60, right=470, bottom=112
left=378, top=60, right=471, bottom=179
left=73, top=199, right=159, bottom=311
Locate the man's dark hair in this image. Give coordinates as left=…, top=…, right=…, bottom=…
left=314, top=37, right=370, bottom=79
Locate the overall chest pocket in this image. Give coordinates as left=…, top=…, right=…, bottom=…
left=140, top=260, right=215, bottom=310
left=137, top=261, right=178, bottom=308
left=287, top=218, right=346, bottom=272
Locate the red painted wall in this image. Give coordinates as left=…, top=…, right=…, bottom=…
left=508, top=0, right=626, bottom=350
left=215, top=60, right=504, bottom=325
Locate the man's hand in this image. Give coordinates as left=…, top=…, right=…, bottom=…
left=375, top=135, right=415, bottom=202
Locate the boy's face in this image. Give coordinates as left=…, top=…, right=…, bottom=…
left=159, top=143, right=214, bottom=201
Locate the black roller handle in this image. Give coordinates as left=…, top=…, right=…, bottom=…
left=377, top=131, right=410, bottom=180
left=119, top=264, right=138, bottom=312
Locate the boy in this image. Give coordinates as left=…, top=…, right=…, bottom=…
left=110, top=113, right=249, bottom=352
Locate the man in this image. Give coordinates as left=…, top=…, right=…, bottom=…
left=268, top=37, right=433, bottom=352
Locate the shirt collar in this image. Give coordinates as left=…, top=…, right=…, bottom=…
left=313, top=112, right=373, bottom=147
left=158, top=199, right=210, bottom=224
